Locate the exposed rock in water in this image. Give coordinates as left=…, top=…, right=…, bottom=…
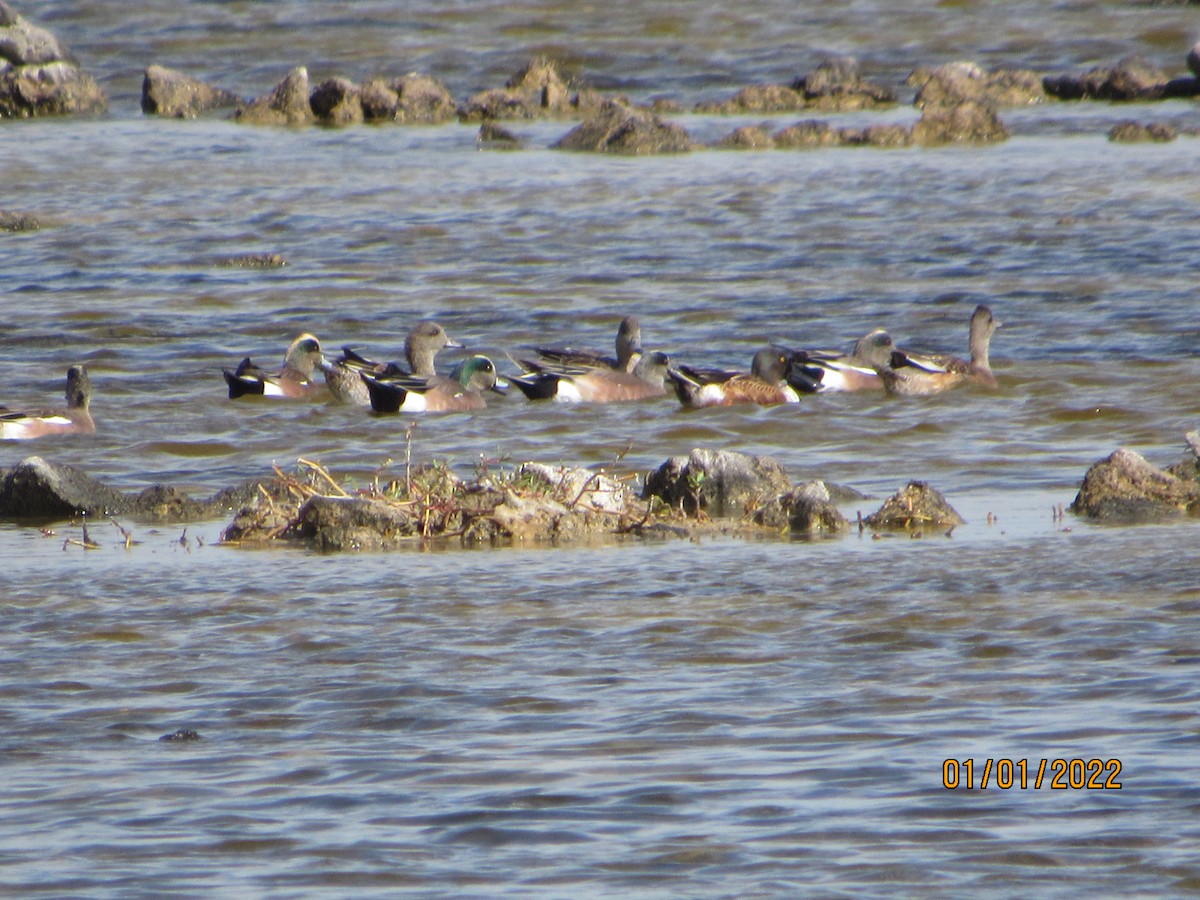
left=0, top=456, right=268, bottom=522
left=1044, top=55, right=1171, bottom=101
left=911, top=100, right=1008, bottom=146
left=309, top=76, right=363, bottom=126
left=697, top=56, right=896, bottom=114
left=754, top=481, right=850, bottom=535
left=214, top=253, right=287, bottom=268
left=715, top=125, right=776, bottom=149
left=359, top=73, right=456, bottom=124
left=0, top=208, right=40, bottom=231
left=234, top=66, right=314, bottom=126
left=643, top=448, right=791, bottom=518
left=141, top=64, right=241, bottom=118
left=458, top=56, right=575, bottom=121
left=1108, top=120, right=1177, bottom=143
left=863, top=481, right=964, bottom=531
left=478, top=120, right=521, bottom=148
left=911, top=61, right=1047, bottom=109
left=553, top=100, right=694, bottom=154
left=0, top=1, right=106, bottom=117
left=772, top=120, right=843, bottom=149
left=1070, top=447, right=1200, bottom=520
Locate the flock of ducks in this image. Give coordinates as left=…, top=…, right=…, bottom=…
left=0, top=306, right=1000, bottom=440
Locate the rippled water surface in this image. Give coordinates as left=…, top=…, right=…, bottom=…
left=4, top=2, right=1200, bottom=896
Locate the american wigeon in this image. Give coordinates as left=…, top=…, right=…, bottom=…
left=509, top=350, right=671, bottom=403
left=525, top=315, right=644, bottom=373
left=362, top=355, right=502, bottom=413
left=784, top=329, right=895, bottom=393
left=668, top=348, right=800, bottom=408
left=323, top=321, right=463, bottom=406
left=0, top=365, right=96, bottom=440
left=224, top=333, right=326, bottom=399
left=876, top=305, right=1000, bottom=396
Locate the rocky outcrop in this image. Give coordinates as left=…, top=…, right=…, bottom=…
left=1070, top=447, right=1200, bottom=520
left=697, top=56, right=897, bottom=114
left=1108, top=120, right=1177, bottom=143
left=141, top=64, right=241, bottom=118
left=862, top=481, right=965, bottom=531
left=458, top=56, right=575, bottom=121
left=309, top=76, right=362, bottom=126
left=1, top=208, right=40, bottom=231
left=911, top=99, right=1008, bottom=146
left=643, top=448, right=791, bottom=517
left=911, top=62, right=1047, bottom=109
left=0, top=456, right=266, bottom=522
left=233, top=66, right=314, bottom=126
left=0, top=1, right=106, bottom=118
left=359, top=73, right=456, bottom=124
left=1044, top=55, right=1176, bottom=101
left=553, top=100, right=694, bottom=154
left=753, top=481, right=850, bottom=535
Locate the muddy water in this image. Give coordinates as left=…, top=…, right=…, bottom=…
left=3, top=2, right=1200, bottom=896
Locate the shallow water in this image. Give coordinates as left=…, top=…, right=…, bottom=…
left=4, top=2, right=1200, bottom=896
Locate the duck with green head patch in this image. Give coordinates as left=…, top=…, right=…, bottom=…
left=363, top=355, right=503, bottom=413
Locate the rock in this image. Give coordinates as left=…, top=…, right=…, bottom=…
left=478, top=120, right=521, bottom=147
left=1044, top=55, right=1169, bottom=101
left=516, top=463, right=633, bottom=515
left=553, top=100, right=694, bottom=154
left=715, top=125, right=776, bottom=149
left=754, top=481, right=849, bottom=534
left=309, top=76, right=362, bottom=126
left=360, top=73, right=455, bottom=124
left=0, top=456, right=271, bottom=523
left=911, top=100, right=1008, bottom=146
left=141, top=65, right=241, bottom=118
left=0, top=3, right=105, bottom=117
left=643, top=448, right=791, bottom=518
left=773, top=120, right=842, bottom=148
left=845, top=123, right=914, bottom=148
left=214, top=253, right=287, bottom=268
left=0, top=1, right=72, bottom=66
left=0, top=456, right=133, bottom=518
left=458, top=56, right=574, bottom=121
left=234, top=66, right=314, bottom=126
left=696, top=83, right=806, bottom=114
left=794, top=56, right=898, bottom=110
left=0, top=208, right=40, bottom=231
left=912, top=61, right=1047, bottom=109
left=288, top=495, right=420, bottom=551
left=1070, top=448, right=1200, bottom=520
left=159, top=729, right=203, bottom=742
left=863, top=481, right=964, bottom=531
left=1108, top=120, right=1177, bottom=143
left=0, top=60, right=106, bottom=118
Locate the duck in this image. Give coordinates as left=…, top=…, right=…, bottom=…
left=362, top=355, right=503, bottom=413
left=524, top=315, right=644, bottom=373
left=668, top=348, right=800, bottom=409
left=783, top=329, right=895, bottom=393
left=508, top=350, right=671, bottom=403
left=0, top=365, right=96, bottom=440
left=323, top=320, right=463, bottom=406
left=875, top=304, right=1000, bottom=396
left=223, top=333, right=326, bottom=399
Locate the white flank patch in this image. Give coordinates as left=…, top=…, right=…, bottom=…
left=553, top=380, right=583, bottom=403
left=399, top=391, right=427, bottom=412
left=261, top=381, right=286, bottom=397
left=781, top=384, right=801, bottom=403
